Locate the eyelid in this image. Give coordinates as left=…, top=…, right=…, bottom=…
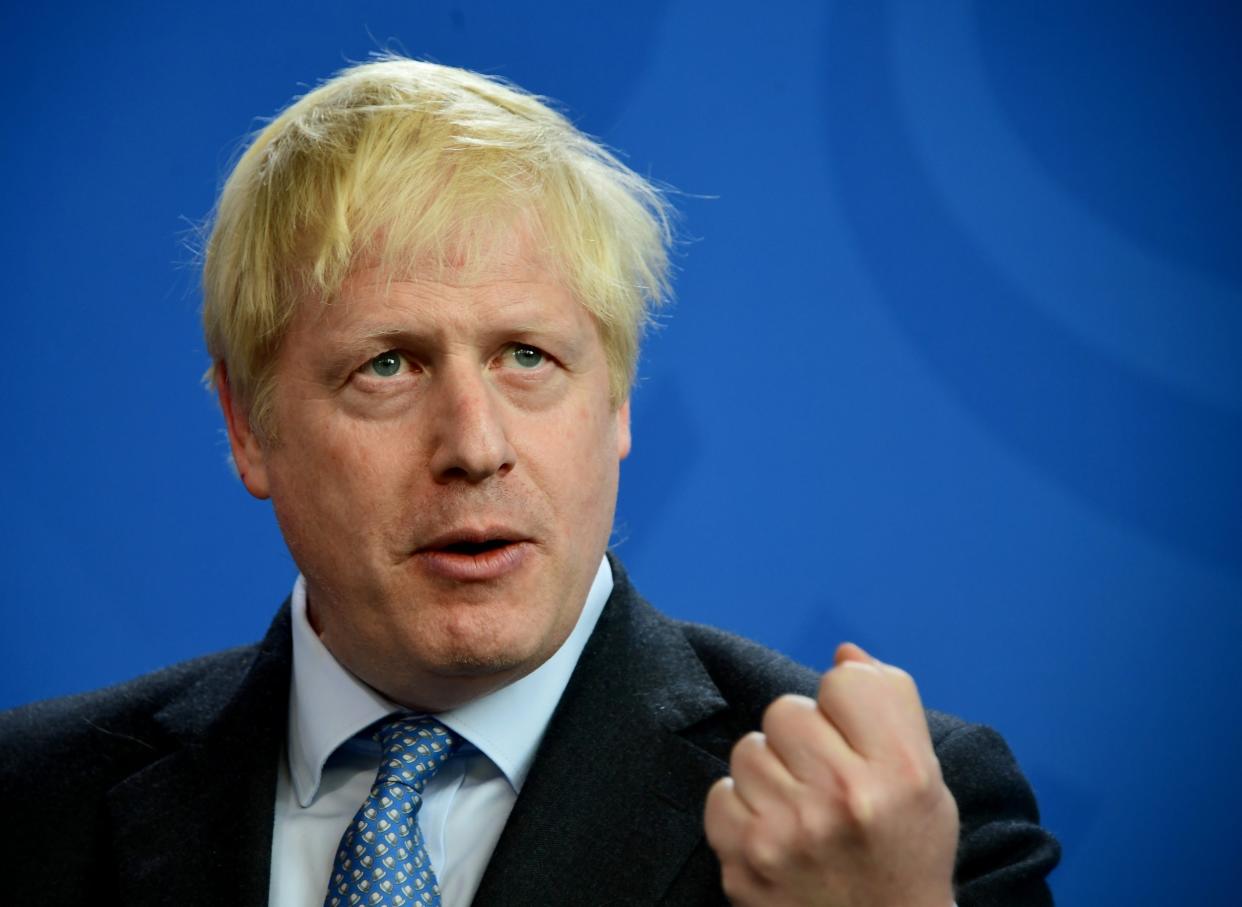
left=355, top=349, right=413, bottom=380
left=500, top=342, right=551, bottom=368
left=351, top=344, right=554, bottom=379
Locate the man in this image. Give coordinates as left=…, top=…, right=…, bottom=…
left=0, top=58, right=1057, bottom=905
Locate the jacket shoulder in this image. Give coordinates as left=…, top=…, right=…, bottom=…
left=671, top=619, right=1057, bottom=904
left=677, top=620, right=978, bottom=745
left=0, top=645, right=258, bottom=791
left=678, top=620, right=819, bottom=711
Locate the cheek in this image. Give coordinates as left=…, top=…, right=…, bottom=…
left=268, top=423, right=411, bottom=550
left=560, top=404, right=622, bottom=507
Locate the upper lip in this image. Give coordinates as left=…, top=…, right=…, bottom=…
left=416, top=527, right=531, bottom=551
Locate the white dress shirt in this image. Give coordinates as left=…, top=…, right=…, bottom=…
left=268, top=556, right=613, bottom=907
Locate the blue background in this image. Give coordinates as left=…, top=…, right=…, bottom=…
left=2, top=2, right=1240, bottom=902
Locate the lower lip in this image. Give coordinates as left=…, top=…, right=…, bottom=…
left=413, top=541, right=532, bottom=581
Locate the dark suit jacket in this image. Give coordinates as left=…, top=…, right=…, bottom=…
left=0, top=563, right=1058, bottom=905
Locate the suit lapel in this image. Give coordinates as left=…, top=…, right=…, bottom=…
left=100, top=570, right=731, bottom=905
left=471, top=563, right=731, bottom=906
left=105, top=607, right=292, bottom=907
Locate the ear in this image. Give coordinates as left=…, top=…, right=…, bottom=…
left=616, top=397, right=632, bottom=461
left=216, top=364, right=272, bottom=500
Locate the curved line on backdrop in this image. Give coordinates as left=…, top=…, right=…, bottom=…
left=890, top=2, right=1241, bottom=414
left=823, top=0, right=1242, bottom=573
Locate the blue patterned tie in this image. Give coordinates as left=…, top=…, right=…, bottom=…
left=323, top=716, right=459, bottom=907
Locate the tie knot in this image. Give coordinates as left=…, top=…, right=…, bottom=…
left=324, top=716, right=458, bottom=907
left=374, top=716, right=458, bottom=793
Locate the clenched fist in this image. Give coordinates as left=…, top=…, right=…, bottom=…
left=704, top=643, right=959, bottom=907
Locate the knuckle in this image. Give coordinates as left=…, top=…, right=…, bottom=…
left=845, top=784, right=876, bottom=827
left=816, top=670, right=845, bottom=714
left=729, top=731, right=766, bottom=774
left=899, top=755, right=933, bottom=792
left=884, top=663, right=916, bottom=688
left=792, top=799, right=835, bottom=848
left=884, top=663, right=926, bottom=709
left=741, top=825, right=788, bottom=877
left=896, top=750, right=944, bottom=802
left=817, top=665, right=840, bottom=697
left=842, top=772, right=894, bottom=829
left=761, top=693, right=810, bottom=740
left=719, top=863, right=753, bottom=901
left=819, top=659, right=876, bottom=705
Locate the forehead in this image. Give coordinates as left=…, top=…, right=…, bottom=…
left=357, top=208, right=562, bottom=293
left=286, top=227, right=591, bottom=345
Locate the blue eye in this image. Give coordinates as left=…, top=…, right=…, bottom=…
left=368, top=352, right=404, bottom=377
left=511, top=346, right=544, bottom=369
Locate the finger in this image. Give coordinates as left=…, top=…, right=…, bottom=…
left=817, top=658, right=924, bottom=761
left=704, top=776, right=752, bottom=859
left=837, top=643, right=931, bottom=731
left=728, top=731, right=801, bottom=816
left=760, top=693, right=863, bottom=786
left=720, top=859, right=776, bottom=907
left=876, top=661, right=934, bottom=737
left=834, top=640, right=877, bottom=667
left=704, top=776, right=794, bottom=901
left=833, top=642, right=926, bottom=745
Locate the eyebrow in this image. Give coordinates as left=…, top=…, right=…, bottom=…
left=314, top=327, right=408, bottom=381
left=314, top=318, right=586, bottom=378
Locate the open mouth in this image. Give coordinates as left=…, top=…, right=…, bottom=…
left=436, top=538, right=514, bottom=556
left=415, top=531, right=531, bottom=581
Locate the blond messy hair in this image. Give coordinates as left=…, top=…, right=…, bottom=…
left=202, top=56, right=673, bottom=438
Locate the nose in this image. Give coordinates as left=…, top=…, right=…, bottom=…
left=427, top=365, right=516, bottom=484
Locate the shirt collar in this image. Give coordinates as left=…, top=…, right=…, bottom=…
left=286, top=556, right=613, bottom=807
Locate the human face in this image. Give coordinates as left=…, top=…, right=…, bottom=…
left=221, top=234, right=631, bottom=710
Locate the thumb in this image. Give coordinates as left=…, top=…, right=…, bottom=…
left=834, top=641, right=880, bottom=667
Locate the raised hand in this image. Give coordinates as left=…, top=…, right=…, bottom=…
left=704, top=643, right=959, bottom=907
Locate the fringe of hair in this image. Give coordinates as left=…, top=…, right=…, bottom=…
left=201, top=55, right=674, bottom=439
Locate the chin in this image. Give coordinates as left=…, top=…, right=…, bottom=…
left=432, top=646, right=531, bottom=678
left=417, top=608, right=559, bottom=681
